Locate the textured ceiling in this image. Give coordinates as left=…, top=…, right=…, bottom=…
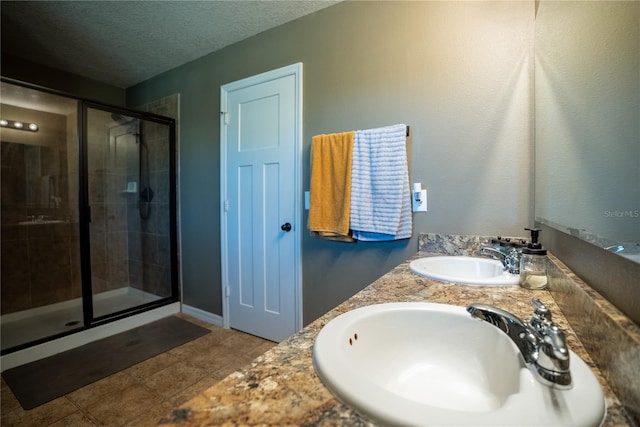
left=1, top=1, right=340, bottom=89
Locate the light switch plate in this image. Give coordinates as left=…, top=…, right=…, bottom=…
left=412, top=189, right=427, bottom=212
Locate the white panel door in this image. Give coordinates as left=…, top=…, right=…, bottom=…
left=221, top=64, right=302, bottom=342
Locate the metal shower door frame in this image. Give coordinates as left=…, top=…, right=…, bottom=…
left=79, top=101, right=179, bottom=327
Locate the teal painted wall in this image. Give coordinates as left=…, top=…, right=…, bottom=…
left=127, top=1, right=534, bottom=324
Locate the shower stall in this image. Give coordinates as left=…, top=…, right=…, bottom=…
left=1, top=80, right=179, bottom=354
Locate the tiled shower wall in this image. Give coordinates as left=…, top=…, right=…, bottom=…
left=0, top=107, right=81, bottom=314
left=87, top=111, right=135, bottom=295
left=88, top=105, right=176, bottom=299
left=1, top=96, right=178, bottom=315
left=130, top=94, right=179, bottom=297
left=125, top=121, right=171, bottom=297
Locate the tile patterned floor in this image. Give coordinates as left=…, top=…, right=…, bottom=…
left=1, top=314, right=276, bottom=426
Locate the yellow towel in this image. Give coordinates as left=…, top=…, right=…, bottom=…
left=308, top=131, right=355, bottom=242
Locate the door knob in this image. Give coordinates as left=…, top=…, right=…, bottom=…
left=281, top=222, right=292, bottom=232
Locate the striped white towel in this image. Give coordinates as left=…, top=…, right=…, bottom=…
left=350, top=124, right=412, bottom=241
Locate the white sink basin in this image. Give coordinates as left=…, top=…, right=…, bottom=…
left=313, top=303, right=605, bottom=426
left=409, top=256, right=520, bottom=286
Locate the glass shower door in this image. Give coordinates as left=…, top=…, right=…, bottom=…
left=0, top=81, right=83, bottom=352
left=83, top=104, right=177, bottom=321
left=1, top=80, right=178, bottom=354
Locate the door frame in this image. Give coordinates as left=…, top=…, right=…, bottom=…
left=219, top=63, right=303, bottom=334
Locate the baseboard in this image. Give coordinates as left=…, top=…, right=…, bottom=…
left=181, top=304, right=223, bottom=327
left=1, top=302, right=180, bottom=372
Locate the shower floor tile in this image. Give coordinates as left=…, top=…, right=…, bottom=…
left=0, top=313, right=276, bottom=426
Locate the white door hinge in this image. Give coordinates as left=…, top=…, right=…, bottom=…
left=226, top=286, right=231, bottom=297
left=224, top=200, right=229, bottom=212
left=222, top=112, right=229, bottom=125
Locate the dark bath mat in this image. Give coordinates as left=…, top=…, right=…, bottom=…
left=2, top=316, right=210, bottom=410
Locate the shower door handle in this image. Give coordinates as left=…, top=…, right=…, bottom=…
left=281, top=222, right=292, bottom=232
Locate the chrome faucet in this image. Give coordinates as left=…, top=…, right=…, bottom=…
left=480, top=246, right=521, bottom=274
left=467, top=298, right=572, bottom=389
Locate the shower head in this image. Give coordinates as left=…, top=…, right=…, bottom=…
left=111, top=113, right=140, bottom=135
left=111, top=113, right=136, bottom=126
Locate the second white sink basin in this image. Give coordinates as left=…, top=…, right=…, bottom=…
left=313, top=303, right=606, bottom=426
left=409, top=256, right=520, bottom=286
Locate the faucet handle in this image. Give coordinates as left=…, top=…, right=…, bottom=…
left=530, top=298, right=553, bottom=332
left=531, top=298, right=552, bottom=321
left=529, top=299, right=568, bottom=362
left=504, top=248, right=522, bottom=274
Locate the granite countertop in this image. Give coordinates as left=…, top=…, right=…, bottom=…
left=163, top=252, right=632, bottom=426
